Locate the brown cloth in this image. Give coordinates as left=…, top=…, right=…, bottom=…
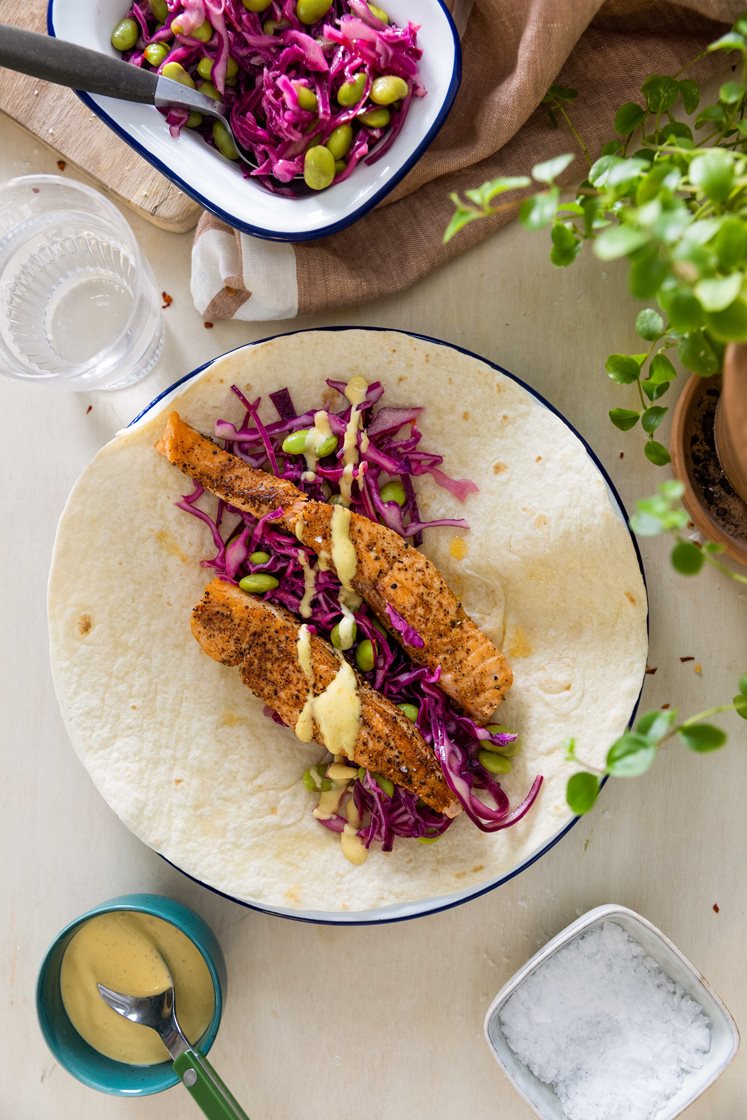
left=191, top=0, right=743, bottom=321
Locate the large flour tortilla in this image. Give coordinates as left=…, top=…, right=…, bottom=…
left=48, top=330, right=647, bottom=916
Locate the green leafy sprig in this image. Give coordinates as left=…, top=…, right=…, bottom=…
left=631, top=480, right=747, bottom=581
left=566, top=673, right=747, bottom=814
left=445, top=15, right=747, bottom=468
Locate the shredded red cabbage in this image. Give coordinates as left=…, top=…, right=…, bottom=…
left=175, top=377, right=542, bottom=851
left=114, top=0, right=424, bottom=193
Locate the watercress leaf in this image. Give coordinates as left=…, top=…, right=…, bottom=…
left=588, top=154, right=618, bottom=187
left=706, top=30, right=747, bottom=54
left=641, top=75, right=679, bottom=113
left=740, top=674, right=747, bottom=696
left=715, top=216, right=747, bottom=270
left=566, top=771, right=600, bottom=814
left=606, top=733, right=657, bottom=777
left=463, top=176, right=532, bottom=209
left=605, top=353, right=642, bottom=384
left=678, top=330, right=719, bottom=374
left=443, top=206, right=482, bottom=244
left=564, top=737, right=578, bottom=761
left=637, top=709, right=677, bottom=740
left=706, top=297, right=747, bottom=342
left=720, top=80, right=746, bottom=104
left=735, top=17, right=747, bottom=35
left=671, top=539, right=704, bottom=574
left=547, top=106, right=558, bottom=128
left=695, top=273, right=743, bottom=312
left=659, top=286, right=704, bottom=331
left=682, top=217, right=722, bottom=246
left=642, top=405, right=668, bottom=433
left=550, top=241, right=583, bottom=267
left=650, top=353, right=677, bottom=383
left=614, top=101, right=646, bottom=135
left=644, top=439, right=672, bottom=466
left=659, top=479, right=685, bottom=500
left=678, top=78, right=700, bottom=113
left=609, top=408, right=640, bottom=431
left=542, top=83, right=578, bottom=103
left=519, top=188, right=559, bottom=231
left=733, top=694, right=747, bottom=720
left=702, top=540, right=724, bottom=553
left=556, top=201, right=585, bottom=215
left=594, top=224, right=650, bottom=261
left=642, top=379, right=670, bottom=401
left=695, top=103, right=728, bottom=130
left=679, top=723, right=727, bottom=752
left=636, top=308, right=665, bottom=340
left=690, top=150, right=735, bottom=203
left=630, top=509, right=665, bottom=536
left=532, top=153, right=575, bottom=183
left=606, top=157, right=649, bottom=190
left=655, top=120, right=693, bottom=144
left=630, top=253, right=668, bottom=298
left=600, top=139, right=623, bottom=156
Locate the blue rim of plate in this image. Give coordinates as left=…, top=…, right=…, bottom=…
left=129, top=326, right=648, bottom=925
left=46, top=1, right=461, bottom=243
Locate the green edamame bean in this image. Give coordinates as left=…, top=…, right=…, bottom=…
left=358, top=767, right=366, bottom=780
left=331, top=620, right=357, bottom=650
left=198, top=79, right=221, bottom=101
left=397, top=702, right=419, bottom=723
left=486, top=723, right=512, bottom=734
left=186, top=112, right=204, bottom=128
left=212, top=120, right=239, bottom=160
left=355, top=639, right=375, bottom=672
left=320, top=778, right=333, bottom=792
left=316, top=434, right=338, bottom=457
left=380, top=480, right=406, bottom=505
left=337, top=72, right=366, bottom=107
left=373, top=773, right=394, bottom=796
left=148, top=0, right=168, bottom=20
left=417, top=835, right=441, bottom=844
left=162, top=61, right=195, bottom=87
left=483, top=724, right=518, bottom=755
left=359, top=107, right=391, bottom=128
left=249, top=550, right=271, bottom=564
left=239, top=573, right=279, bottom=593
left=368, top=3, right=389, bottom=22
left=263, top=19, right=288, bottom=33
left=370, top=75, right=408, bottom=105
left=144, top=42, right=169, bottom=67
left=302, top=768, right=317, bottom=792
left=304, top=145, right=335, bottom=191
left=243, top=0, right=273, bottom=10
left=294, top=83, right=318, bottom=112
left=334, top=160, right=346, bottom=175
left=197, top=57, right=214, bottom=80
left=326, top=123, right=353, bottom=160
left=111, top=18, right=139, bottom=51
left=173, top=18, right=212, bottom=41
left=477, top=748, right=512, bottom=775
left=296, top=0, right=333, bottom=24
left=225, top=57, right=239, bottom=79
left=282, top=429, right=309, bottom=454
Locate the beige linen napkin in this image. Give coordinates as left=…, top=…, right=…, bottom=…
left=191, top=0, right=743, bottom=321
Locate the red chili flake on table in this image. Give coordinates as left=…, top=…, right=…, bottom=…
left=713, top=903, right=720, bottom=913
left=645, top=665, right=657, bottom=675
left=619, top=452, right=624, bottom=459
left=86, top=405, right=93, bottom=415
left=661, top=703, right=671, bottom=709
left=56, top=160, right=67, bottom=171
left=161, top=291, right=173, bottom=309
left=204, top=321, right=214, bottom=329
left=680, top=656, right=694, bottom=663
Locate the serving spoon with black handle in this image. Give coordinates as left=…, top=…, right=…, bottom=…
left=0, top=24, right=255, bottom=169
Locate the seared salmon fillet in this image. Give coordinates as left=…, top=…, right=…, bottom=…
left=158, top=411, right=512, bottom=721
left=192, top=579, right=459, bottom=817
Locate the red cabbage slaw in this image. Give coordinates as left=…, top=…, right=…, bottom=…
left=114, top=0, right=424, bottom=193
left=176, top=378, right=542, bottom=852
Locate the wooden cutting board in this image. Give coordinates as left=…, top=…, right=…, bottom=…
left=0, top=2, right=202, bottom=232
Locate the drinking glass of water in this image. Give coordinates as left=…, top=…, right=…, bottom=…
left=0, top=174, right=164, bottom=390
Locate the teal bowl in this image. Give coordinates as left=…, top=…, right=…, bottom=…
left=36, top=893, right=225, bottom=1096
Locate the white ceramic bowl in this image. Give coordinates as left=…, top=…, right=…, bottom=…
left=484, top=904, right=740, bottom=1120
left=47, top=0, right=461, bottom=241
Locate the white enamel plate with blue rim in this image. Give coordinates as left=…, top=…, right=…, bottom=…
left=47, top=0, right=461, bottom=241
left=49, top=329, right=648, bottom=924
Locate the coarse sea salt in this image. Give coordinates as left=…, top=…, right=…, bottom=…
left=499, top=921, right=711, bottom=1120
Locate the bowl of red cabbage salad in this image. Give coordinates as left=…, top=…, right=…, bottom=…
left=111, top=0, right=424, bottom=194
left=175, top=375, right=543, bottom=864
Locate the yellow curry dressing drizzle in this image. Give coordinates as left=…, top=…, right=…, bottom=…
left=339, top=375, right=369, bottom=506
left=297, top=550, right=316, bottom=619
left=302, top=410, right=333, bottom=482
left=331, top=505, right=357, bottom=592
left=293, top=624, right=361, bottom=760
left=341, top=797, right=369, bottom=865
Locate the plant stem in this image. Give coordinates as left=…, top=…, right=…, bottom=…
left=556, top=105, right=593, bottom=168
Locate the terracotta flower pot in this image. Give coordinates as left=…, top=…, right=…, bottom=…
left=670, top=342, right=747, bottom=568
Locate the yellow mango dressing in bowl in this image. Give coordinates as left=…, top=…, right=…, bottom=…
left=60, top=911, right=215, bottom=1065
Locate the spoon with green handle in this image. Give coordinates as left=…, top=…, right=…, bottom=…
left=97, top=982, right=249, bottom=1120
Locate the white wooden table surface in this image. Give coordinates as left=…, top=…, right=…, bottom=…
left=1, top=111, right=745, bottom=1120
